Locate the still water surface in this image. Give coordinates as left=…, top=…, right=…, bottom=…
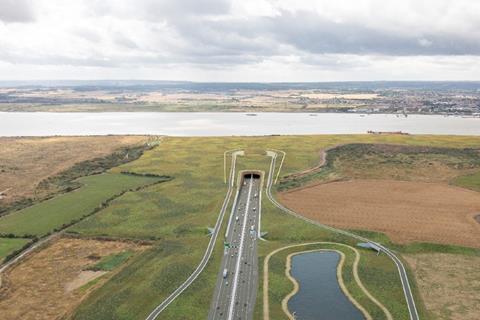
left=288, top=251, right=364, bottom=320
left=0, top=112, right=479, bottom=136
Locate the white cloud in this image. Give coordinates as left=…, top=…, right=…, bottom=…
left=0, top=0, right=479, bottom=80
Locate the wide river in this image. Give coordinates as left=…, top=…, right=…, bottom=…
left=1, top=112, right=480, bottom=136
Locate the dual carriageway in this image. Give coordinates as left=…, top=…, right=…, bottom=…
left=147, top=150, right=419, bottom=320
left=209, top=173, right=261, bottom=320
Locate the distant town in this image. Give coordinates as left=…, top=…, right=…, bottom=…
left=0, top=81, right=479, bottom=115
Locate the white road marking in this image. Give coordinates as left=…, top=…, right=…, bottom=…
left=227, top=176, right=254, bottom=320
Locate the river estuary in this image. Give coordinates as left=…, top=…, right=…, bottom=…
left=1, top=112, right=480, bottom=136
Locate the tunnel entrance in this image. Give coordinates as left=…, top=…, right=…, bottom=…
left=248, top=173, right=261, bottom=179
left=238, top=170, right=264, bottom=188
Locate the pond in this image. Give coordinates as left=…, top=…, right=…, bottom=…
left=288, top=251, right=364, bottom=320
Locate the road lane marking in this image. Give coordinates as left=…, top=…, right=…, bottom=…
left=227, top=175, right=254, bottom=320
left=212, top=184, right=248, bottom=318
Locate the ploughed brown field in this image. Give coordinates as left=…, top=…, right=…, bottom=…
left=279, top=179, right=480, bottom=247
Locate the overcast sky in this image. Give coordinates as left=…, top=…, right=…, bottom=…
left=0, top=0, right=479, bottom=81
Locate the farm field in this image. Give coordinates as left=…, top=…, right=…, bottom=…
left=0, top=237, right=147, bottom=320
left=404, top=252, right=480, bottom=320
left=279, top=180, right=480, bottom=247
left=0, top=173, right=165, bottom=237
left=0, top=135, right=148, bottom=208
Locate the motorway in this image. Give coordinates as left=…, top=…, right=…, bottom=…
left=208, top=174, right=261, bottom=320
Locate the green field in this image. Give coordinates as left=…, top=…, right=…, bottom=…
left=0, top=173, right=164, bottom=237
left=87, top=251, right=134, bottom=272
left=4, top=134, right=474, bottom=320
left=0, top=237, right=31, bottom=263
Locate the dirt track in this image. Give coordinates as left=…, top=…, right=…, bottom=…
left=279, top=179, right=480, bottom=247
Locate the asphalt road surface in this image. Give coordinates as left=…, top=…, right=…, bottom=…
left=209, top=174, right=261, bottom=320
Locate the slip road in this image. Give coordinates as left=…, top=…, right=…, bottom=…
left=209, top=174, right=261, bottom=320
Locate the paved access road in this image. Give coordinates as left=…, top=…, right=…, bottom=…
left=209, top=174, right=261, bottom=320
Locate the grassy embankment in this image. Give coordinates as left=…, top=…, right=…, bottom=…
left=68, top=134, right=480, bottom=320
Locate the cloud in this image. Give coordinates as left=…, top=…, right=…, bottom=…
left=261, top=10, right=480, bottom=56
left=0, top=0, right=480, bottom=80
left=0, top=0, right=35, bottom=23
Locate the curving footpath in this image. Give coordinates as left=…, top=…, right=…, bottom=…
left=145, top=150, right=242, bottom=320
left=265, top=150, right=419, bottom=320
